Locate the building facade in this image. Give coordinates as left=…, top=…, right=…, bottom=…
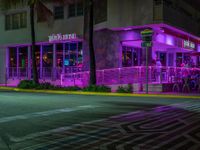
left=0, top=0, right=200, bottom=85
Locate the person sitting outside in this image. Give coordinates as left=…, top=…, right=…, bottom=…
left=156, top=59, right=162, bottom=82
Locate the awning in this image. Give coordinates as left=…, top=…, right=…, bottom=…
left=188, top=52, right=200, bottom=56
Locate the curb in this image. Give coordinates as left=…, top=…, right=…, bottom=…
left=0, top=86, right=199, bottom=99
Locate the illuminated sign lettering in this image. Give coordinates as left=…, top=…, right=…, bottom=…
left=183, top=40, right=195, bottom=50
left=48, top=33, right=77, bottom=42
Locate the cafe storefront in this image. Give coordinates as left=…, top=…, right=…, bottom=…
left=7, top=33, right=83, bottom=81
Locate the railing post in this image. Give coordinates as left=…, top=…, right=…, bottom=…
left=60, top=73, right=63, bottom=86
left=118, top=68, right=121, bottom=84
left=73, top=73, right=76, bottom=86
left=102, top=70, right=104, bottom=85
left=149, top=66, right=152, bottom=83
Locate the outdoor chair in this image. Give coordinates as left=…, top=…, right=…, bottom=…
left=198, top=78, right=200, bottom=92
left=182, top=77, right=190, bottom=93
left=172, top=76, right=181, bottom=92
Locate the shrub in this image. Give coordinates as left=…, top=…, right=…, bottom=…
left=83, top=85, right=111, bottom=92
left=18, top=80, right=38, bottom=89
left=35, top=82, right=55, bottom=90
left=116, top=84, right=133, bottom=93
left=116, top=86, right=126, bottom=93
left=18, top=80, right=82, bottom=91
left=62, top=86, right=82, bottom=91
left=127, top=84, right=133, bottom=93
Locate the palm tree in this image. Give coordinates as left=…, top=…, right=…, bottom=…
left=84, top=0, right=96, bottom=85
left=1, top=0, right=96, bottom=85
left=0, top=0, right=45, bottom=83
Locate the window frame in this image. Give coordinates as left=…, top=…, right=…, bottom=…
left=5, top=11, right=27, bottom=31
left=68, top=1, right=83, bottom=18
left=54, top=6, right=64, bottom=20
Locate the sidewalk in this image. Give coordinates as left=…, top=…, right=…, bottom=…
left=0, top=86, right=199, bottom=99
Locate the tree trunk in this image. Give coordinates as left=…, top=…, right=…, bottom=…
left=88, top=0, right=96, bottom=85
left=30, top=4, right=39, bottom=84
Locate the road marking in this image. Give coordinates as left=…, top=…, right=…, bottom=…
left=0, top=105, right=99, bottom=124
left=8, top=118, right=106, bottom=143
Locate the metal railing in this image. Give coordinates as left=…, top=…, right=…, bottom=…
left=7, top=66, right=83, bottom=81
left=60, top=66, right=200, bottom=86
left=7, top=66, right=200, bottom=87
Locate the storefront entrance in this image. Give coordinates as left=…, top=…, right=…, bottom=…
left=7, top=41, right=83, bottom=80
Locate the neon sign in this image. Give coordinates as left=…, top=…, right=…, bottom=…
left=183, top=40, right=195, bottom=50
left=48, top=33, right=77, bottom=42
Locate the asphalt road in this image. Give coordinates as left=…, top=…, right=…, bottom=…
left=0, top=91, right=199, bottom=150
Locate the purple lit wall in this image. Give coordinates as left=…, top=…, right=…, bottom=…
left=156, top=33, right=175, bottom=46
left=198, top=45, right=200, bottom=52
left=83, top=29, right=141, bottom=70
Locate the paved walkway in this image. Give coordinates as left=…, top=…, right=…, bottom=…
left=12, top=102, right=200, bottom=150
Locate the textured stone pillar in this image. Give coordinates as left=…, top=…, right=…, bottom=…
left=0, top=47, right=7, bottom=84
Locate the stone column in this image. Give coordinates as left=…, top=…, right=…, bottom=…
left=0, top=47, right=7, bottom=84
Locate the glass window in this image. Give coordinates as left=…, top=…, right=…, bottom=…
left=154, top=0, right=162, bottom=5
left=54, top=6, right=64, bottom=20
left=176, top=53, right=183, bottom=67
left=78, top=42, right=83, bottom=66
left=77, top=2, right=83, bottom=16
left=12, top=13, right=20, bottom=29
left=9, top=48, right=17, bottom=67
left=160, top=53, right=166, bottom=66
left=5, top=15, right=12, bottom=30
left=20, top=12, right=27, bottom=28
left=42, top=45, right=53, bottom=68
left=64, top=42, right=83, bottom=67
left=68, top=1, right=83, bottom=18
left=68, top=4, right=76, bottom=17
left=5, top=12, right=27, bottom=30
left=122, top=46, right=138, bottom=67
left=19, top=47, right=28, bottom=68
left=64, top=43, right=70, bottom=66
left=56, top=44, right=63, bottom=67
left=69, top=43, right=77, bottom=66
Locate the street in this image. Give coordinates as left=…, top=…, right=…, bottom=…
left=0, top=92, right=199, bottom=149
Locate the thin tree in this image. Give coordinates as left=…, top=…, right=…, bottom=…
left=0, top=0, right=55, bottom=84
left=1, top=0, right=97, bottom=85
left=84, top=0, right=96, bottom=85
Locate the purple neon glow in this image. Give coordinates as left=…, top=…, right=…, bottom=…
left=156, top=34, right=175, bottom=46
left=5, top=23, right=200, bottom=89
left=198, top=45, right=200, bottom=52
left=6, top=66, right=200, bottom=89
